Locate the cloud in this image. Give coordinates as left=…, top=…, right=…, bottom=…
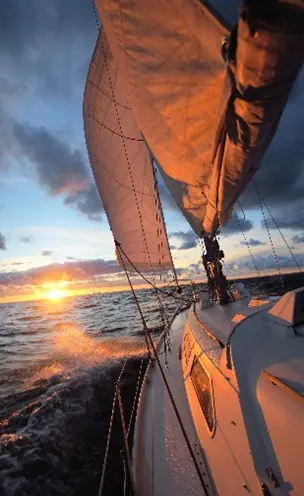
left=1, top=0, right=303, bottom=237
left=0, top=233, right=6, bottom=250
left=64, top=183, right=103, bottom=221
left=0, top=109, right=103, bottom=220
left=263, top=204, right=304, bottom=232
left=221, top=215, right=253, bottom=236
left=239, top=68, right=304, bottom=227
left=169, top=231, right=198, bottom=250
left=0, top=258, right=122, bottom=288
left=19, top=236, right=31, bottom=243
left=240, top=238, right=266, bottom=247
left=0, top=0, right=96, bottom=99
left=41, top=250, right=53, bottom=256
left=224, top=253, right=304, bottom=276
left=292, top=234, right=304, bottom=244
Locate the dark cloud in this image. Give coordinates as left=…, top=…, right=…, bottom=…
left=240, top=238, right=266, bottom=247
left=41, top=250, right=53, bottom=256
left=14, top=120, right=88, bottom=195
left=64, top=183, right=103, bottom=221
left=19, top=236, right=31, bottom=244
left=0, top=233, right=6, bottom=250
left=239, top=68, right=304, bottom=225
left=263, top=204, right=304, bottom=232
left=169, top=231, right=198, bottom=250
left=221, top=214, right=253, bottom=236
left=66, top=256, right=77, bottom=261
left=0, top=0, right=96, bottom=99
left=0, top=258, right=121, bottom=287
left=0, top=110, right=103, bottom=220
left=292, top=234, right=304, bottom=244
left=224, top=253, right=304, bottom=276
left=0, top=78, right=26, bottom=98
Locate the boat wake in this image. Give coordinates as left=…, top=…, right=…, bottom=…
left=0, top=325, right=147, bottom=496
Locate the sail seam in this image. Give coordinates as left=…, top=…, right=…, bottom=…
left=91, top=114, right=145, bottom=141
left=98, top=34, right=153, bottom=271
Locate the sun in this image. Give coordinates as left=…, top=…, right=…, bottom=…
left=46, top=288, right=66, bottom=300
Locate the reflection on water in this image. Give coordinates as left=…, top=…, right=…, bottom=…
left=1, top=274, right=303, bottom=495
left=0, top=287, right=179, bottom=496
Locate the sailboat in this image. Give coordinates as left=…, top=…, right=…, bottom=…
left=83, top=1, right=304, bottom=494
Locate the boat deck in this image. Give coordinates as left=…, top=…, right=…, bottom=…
left=133, top=309, right=212, bottom=496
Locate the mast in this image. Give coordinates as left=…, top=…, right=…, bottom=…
left=202, top=236, right=231, bottom=305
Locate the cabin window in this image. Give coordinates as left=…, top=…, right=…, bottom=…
left=190, top=358, right=214, bottom=432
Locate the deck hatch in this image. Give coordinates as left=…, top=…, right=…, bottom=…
left=190, top=357, right=215, bottom=432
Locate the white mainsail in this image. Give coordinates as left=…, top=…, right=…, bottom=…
left=95, top=0, right=303, bottom=236
left=83, top=32, right=174, bottom=272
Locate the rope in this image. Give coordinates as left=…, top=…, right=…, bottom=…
left=91, top=0, right=178, bottom=293
left=117, top=388, right=138, bottom=495
left=117, top=249, right=209, bottom=493
left=98, top=359, right=128, bottom=496
left=152, top=159, right=179, bottom=286
left=127, top=358, right=144, bottom=438
left=257, top=192, right=302, bottom=274
left=116, top=242, right=196, bottom=304
left=253, top=181, right=284, bottom=290
left=234, top=210, right=261, bottom=278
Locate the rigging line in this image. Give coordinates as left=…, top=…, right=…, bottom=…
left=152, top=157, right=179, bottom=286
left=98, top=34, right=160, bottom=288
left=254, top=186, right=302, bottom=274
left=98, top=359, right=128, bottom=496
left=116, top=242, right=196, bottom=304
left=234, top=210, right=260, bottom=278
left=116, top=244, right=152, bottom=357
left=237, top=200, right=246, bottom=221
left=113, top=1, right=174, bottom=285
left=253, top=181, right=284, bottom=291
left=117, top=247, right=209, bottom=494
left=127, top=358, right=145, bottom=438
left=117, top=388, right=138, bottom=495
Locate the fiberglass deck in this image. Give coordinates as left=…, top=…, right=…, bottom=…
left=133, top=309, right=212, bottom=496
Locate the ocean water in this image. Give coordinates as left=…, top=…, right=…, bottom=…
left=0, top=287, right=181, bottom=496
left=0, top=273, right=303, bottom=496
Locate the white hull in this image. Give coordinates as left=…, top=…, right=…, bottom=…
left=133, top=287, right=304, bottom=495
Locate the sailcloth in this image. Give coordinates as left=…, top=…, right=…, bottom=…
left=95, top=0, right=303, bottom=236
left=83, top=32, right=174, bottom=272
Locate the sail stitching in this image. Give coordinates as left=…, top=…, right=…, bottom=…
left=113, top=1, right=176, bottom=279
left=98, top=34, right=154, bottom=271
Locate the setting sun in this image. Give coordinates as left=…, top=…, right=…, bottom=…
left=46, top=288, right=66, bottom=300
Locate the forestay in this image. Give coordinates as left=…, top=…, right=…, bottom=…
left=84, top=32, right=174, bottom=272
left=95, top=0, right=303, bottom=236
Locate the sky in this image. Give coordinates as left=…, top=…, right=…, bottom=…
left=0, top=0, right=303, bottom=303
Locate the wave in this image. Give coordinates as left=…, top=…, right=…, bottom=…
left=17, top=315, right=42, bottom=322
left=78, top=302, right=99, bottom=310
left=0, top=355, right=148, bottom=496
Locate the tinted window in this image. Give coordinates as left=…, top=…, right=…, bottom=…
left=191, top=358, right=214, bottom=431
